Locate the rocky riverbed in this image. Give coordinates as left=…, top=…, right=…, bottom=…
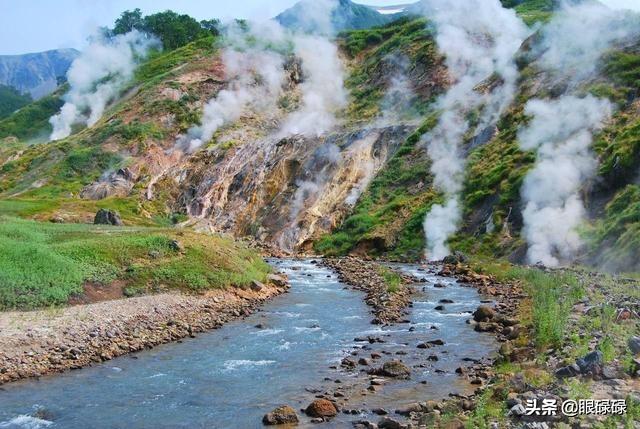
left=322, top=257, right=416, bottom=324
left=0, top=274, right=288, bottom=384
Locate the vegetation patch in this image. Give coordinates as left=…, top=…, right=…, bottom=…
left=0, top=217, right=270, bottom=310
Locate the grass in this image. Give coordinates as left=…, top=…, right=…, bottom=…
left=464, top=388, right=507, bottom=429
left=379, top=267, right=403, bottom=293
left=472, top=260, right=584, bottom=350
left=0, top=217, right=270, bottom=310
left=589, top=185, right=640, bottom=272
left=504, top=267, right=583, bottom=349
left=340, top=17, right=440, bottom=122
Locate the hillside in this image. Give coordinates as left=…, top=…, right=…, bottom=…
left=0, top=48, right=78, bottom=99
left=0, top=85, right=31, bottom=119
left=0, top=1, right=638, bottom=274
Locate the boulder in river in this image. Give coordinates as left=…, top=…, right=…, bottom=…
left=263, top=405, right=299, bottom=425
left=442, top=251, right=468, bottom=265
left=94, top=209, right=123, bottom=226
left=473, top=305, right=495, bottom=322
left=378, top=417, right=405, bottom=429
left=378, top=360, right=411, bottom=378
left=305, top=398, right=338, bottom=418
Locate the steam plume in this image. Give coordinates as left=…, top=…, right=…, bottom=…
left=49, top=30, right=156, bottom=141
left=177, top=47, right=286, bottom=153
left=517, top=2, right=639, bottom=266
left=419, top=0, right=528, bottom=260
left=519, top=96, right=612, bottom=266
left=278, top=35, right=347, bottom=138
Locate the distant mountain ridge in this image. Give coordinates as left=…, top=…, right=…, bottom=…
left=276, top=0, right=393, bottom=32
left=0, top=48, right=79, bottom=99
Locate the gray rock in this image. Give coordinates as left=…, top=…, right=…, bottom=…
left=379, top=360, right=411, bottom=378
left=395, top=402, right=422, bottom=416
left=250, top=280, right=265, bottom=292
left=576, top=350, right=603, bottom=374
left=168, top=239, right=183, bottom=252
left=267, top=274, right=288, bottom=288
left=93, top=209, right=123, bottom=226
left=378, top=417, right=405, bottom=429
left=508, top=403, right=526, bottom=416
left=628, top=336, right=640, bottom=355
left=442, top=251, right=467, bottom=265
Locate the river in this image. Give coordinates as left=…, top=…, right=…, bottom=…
left=0, top=259, right=495, bottom=429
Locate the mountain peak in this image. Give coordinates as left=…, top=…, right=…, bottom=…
left=275, top=0, right=393, bottom=33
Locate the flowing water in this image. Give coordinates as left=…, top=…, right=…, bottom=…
left=0, top=259, right=495, bottom=429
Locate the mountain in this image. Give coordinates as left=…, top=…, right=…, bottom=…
left=276, top=0, right=392, bottom=32
left=0, top=48, right=79, bottom=99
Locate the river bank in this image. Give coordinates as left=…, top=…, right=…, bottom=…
left=0, top=276, right=288, bottom=385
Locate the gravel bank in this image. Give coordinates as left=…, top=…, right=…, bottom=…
left=322, top=257, right=415, bottom=324
left=0, top=278, right=288, bottom=384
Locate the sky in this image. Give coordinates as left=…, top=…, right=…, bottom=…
left=1, top=0, right=638, bottom=55
left=0, top=0, right=414, bottom=55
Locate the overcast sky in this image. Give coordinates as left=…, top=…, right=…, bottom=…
left=0, top=0, right=414, bottom=55
left=0, top=0, right=637, bottom=55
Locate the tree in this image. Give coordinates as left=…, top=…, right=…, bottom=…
left=142, top=11, right=206, bottom=51
left=113, top=8, right=144, bottom=35
left=111, top=9, right=216, bottom=51
left=200, top=19, right=221, bottom=36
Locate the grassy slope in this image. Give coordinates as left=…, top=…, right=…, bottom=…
left=0, top=36, right=216, bottom=225
left=316, top=18, right=443, bottom=260
left=0, top=86, right=64, bottom=142
left=0, top=35, right=275, bottom=310
left=319, top=10, right=640, bottom=271
left=0, top=216, right=270, bottom=310
left=0, top=85, right=32, bottom=120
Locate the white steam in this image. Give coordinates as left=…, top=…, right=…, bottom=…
left=177, top=47, right=286, bottom=153
left=49, top=30, right=156, bottom=141
left=535, top=2, right=640, bottom=86
left=419, top=0, right=528, bottom=260
left=278, top=35, right=347, bottom=138
left=517, top=3, right=639, bottom=266
left=519, top=96, right=612, bottom=266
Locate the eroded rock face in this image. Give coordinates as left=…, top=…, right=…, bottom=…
left=174, top=125, right=413, bottom=252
